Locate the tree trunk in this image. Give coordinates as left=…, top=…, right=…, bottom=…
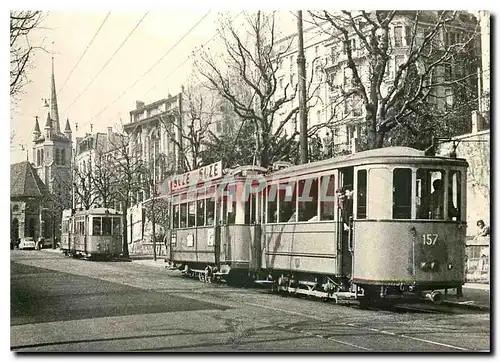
left=152, top=197, right=156, bottom=261
left=122, top=201, right=129, bottom=257
left=372, top=131, right=385, bottom=149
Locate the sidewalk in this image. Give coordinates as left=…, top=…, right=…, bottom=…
left=39, top=249, right=490, bottom=309
left=443, top=285, right=490, bottom=310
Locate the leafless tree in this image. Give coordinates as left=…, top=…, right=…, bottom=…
left=195, top=11, right=322, bottom=167
left=92, top=151, right=120, bottom=209
left=141, top=152, right=174, bottom=260
left=157, top=78, right=220, bottom=172
left=10, top=11, right=44, bottom=98
left=106, top=123, right=148, bottom=257
left=309, top=10, right=480, bottom=150
left=72, top=156, right=98, bottom=210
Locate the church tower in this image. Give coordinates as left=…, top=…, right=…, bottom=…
left=32, top=56, right=73, bottom=213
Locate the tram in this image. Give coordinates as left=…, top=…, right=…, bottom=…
left=60, top=208, right=123, bottom=260
left=164, top=147, right=468, bottom=303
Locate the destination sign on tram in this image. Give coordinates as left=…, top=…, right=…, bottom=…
left=168, top=161, right=222, bottom=192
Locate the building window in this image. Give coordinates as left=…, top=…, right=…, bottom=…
left=404, top=25, right=412, bottom=46
left=61, top=149, right=66, bottom=165
left=445, top=88, right=454, bottom=109
left=55, top=149, right=60, bottom=165
left=394, top=26, right=403, bottom=47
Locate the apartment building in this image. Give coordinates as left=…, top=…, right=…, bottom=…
left=272, top=11, right=479, bottom=156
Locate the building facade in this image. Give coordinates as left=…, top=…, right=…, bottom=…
left=272, top=11, right=479, bottom=157
left=10, top=161, right=51, bottom=243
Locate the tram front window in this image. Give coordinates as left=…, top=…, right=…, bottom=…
left=393, top=168, right=412, bottom=219
left=102, top=217, right=112, bottom=236
left=417, top=169, right=446, bottom=220
left=93, top=217, right=101, bottom=235
left=113, top=217, right=121, bottom=235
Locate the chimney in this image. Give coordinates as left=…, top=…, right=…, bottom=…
left=472, top=111, right=486, bottom=133
left=136, top=100, right=145, bottom=109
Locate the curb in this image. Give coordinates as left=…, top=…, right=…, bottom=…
left=443, top=299, right=490, bottom=311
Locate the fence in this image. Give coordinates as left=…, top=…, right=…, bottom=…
left=465, top=236, right=489, bottom=283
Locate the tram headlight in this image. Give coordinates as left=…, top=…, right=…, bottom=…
left=448, top=263, right=453, bottom=270
left=420, top=262, right=430, bottom=271
left=430, top=261, right=439, bottom=271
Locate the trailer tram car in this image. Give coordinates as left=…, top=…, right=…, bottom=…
left=166, top=161, right=267, bottom=284
left=60, top=208, right=123, bottom=260
left=166, top=147, right=468, bottom=304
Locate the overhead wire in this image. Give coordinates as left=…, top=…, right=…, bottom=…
left=142, top=10, right=244, bottom=99
left=58, top=11, right=111, bottom=94
left=92, top=10, right=212, bottom=121
left=63, top=11, right=149, bottom=115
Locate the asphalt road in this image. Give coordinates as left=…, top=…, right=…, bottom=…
left=10, top=250, right=491, bottom=352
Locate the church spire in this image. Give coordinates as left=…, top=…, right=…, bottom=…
left=33, top=116, right=41, bottom=139
left=50, top=56, right=60, bottom=134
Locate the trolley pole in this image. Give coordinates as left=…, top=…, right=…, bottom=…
left=296, top=10, right=308, bottom=165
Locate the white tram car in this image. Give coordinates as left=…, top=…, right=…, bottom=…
left=60, top=208, right=123, bottom=260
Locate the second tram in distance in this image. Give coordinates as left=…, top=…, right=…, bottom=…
left=61, top=208, right=123, bottom=260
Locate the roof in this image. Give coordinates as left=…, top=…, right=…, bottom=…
left=10, top=161, right=49, bottom=199
left=270, top=146, right=468, bottom=179
left=75, top=208, right=122, bottom=216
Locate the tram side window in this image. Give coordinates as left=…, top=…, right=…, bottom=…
left=245, top=194, right=257, bottom=224
left=227, top=197, right=237, bottom=225
left=298, top=178, right=319, bottom=221
left=267, top=184, right=278, bottom=223
left=206, top=199, right=215, bottom=225
left=113, top=217, right=121, bottom=235
left=102, top=217, right=112, bottom=236
left=357, top=170, right=367, bottom=219
left=416, top=169, right=445, bottom=219
left=180, top=203, right=188, bottom=228
left=279, top=182, right=296, bottom=222
left=173, top=204, right=180, bottom=229
left=92, top=217, right=102, bottom=235
left=449, top=171, right=461, bottom=221
left=188, top=201, right=196, bottom=227
left=197, top=199, right=205, bottom=226
left=320, top=175, right=335, bottom=220
left=393, top=168, right=412, bottom=219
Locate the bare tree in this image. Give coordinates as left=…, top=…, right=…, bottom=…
left=93, top=151, right=119, bottom=209
left=106, top=123, right=148, bottom=257
left=309, top=10, right=480, bottom=150
left=10, top=11, right=44, bottom=98
left=195, top=11, right=323, bottom=167
left=141, top=152, right=174, bottom=261
left=157, top=79, right=220, bottom=172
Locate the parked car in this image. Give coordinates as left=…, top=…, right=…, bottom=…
left=18, top=237, right=36, bottom=250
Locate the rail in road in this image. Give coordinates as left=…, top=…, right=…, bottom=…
left=10, top=250, right=490, bottom=352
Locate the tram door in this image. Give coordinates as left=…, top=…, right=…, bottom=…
left=338, top=167, right=354, bottom=278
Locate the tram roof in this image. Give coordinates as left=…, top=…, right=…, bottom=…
left=74, top=208, right=122, bottom=216
left=270, top=146, right=468, bottom=177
